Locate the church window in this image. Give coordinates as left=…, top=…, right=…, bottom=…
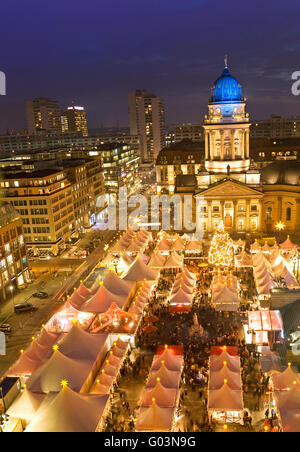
left=286, top=207, right=291, bottom=221
left=266, top=207, right=272, bottom=220
left=213, top=206, right=220, bottom=213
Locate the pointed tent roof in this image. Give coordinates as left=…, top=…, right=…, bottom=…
left=25, top=386, right=109, bottom=432
left=103, top=271, right=135, bottom=295
left=68, top=291, right=86, bottom=310
left=280, top=236, right=297, bottom=250
left=210, top=351, right=241, bottom=373
left=275, top=386, right=300, bottom=411
left=148, top=253, right=166, bottom=268
left=25, top=340, right=51, bottom=362
left=171, top=238, right=185, bottom=251
left=272, top=366, right=300, bottom=390
left=81, top=284, right=127, bottom=313
left=279, top=409, right=300, bottom=433
left=151, top=349, right=183, bottom=372
left=146, top=364, right=181, bottom=389
left=157, top=239, right=171, bottom=251
left=136, top=403, right=174, bottom=432
left=209, top=366, right=242, bottom=390
left=251, top=240, right=261, bottom=252
left=7, top=353, right=42, bottom=377
left=236, top=251, right=253, bottom=267
left=123, top=258, right=159, bottom=282
left=169, top=287, right=193, bottom=305
left=175, top=272, right=195, bottom=287
left=185, top=240, right=202, bottom=251
left=183, top=267, right=197, bottom=280
left=213, top=286, right=239, bottom=304
left=172, top=281, right=194, bottom=295
left=208, top=382, right=243, bottom=411
left=76, top=283, right=92, bottom=300
left=164, top=254, right=183, bottom=269
left=7, top=388, right=45, bottom=424
left=36, top=327, right=59, bottom=348
left=26, top=350, right=93, bottom=393
left=142, top=381, right=177, bottom=407
left=57, top=324, right=108, bottom=361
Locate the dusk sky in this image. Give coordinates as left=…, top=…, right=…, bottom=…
left=1, top=0, right=300, bottom=132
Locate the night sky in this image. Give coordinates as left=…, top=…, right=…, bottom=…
left=1, top=0, right=300, bottom=133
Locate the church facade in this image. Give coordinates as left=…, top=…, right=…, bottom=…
left=156, top=62, right=300, bottom=236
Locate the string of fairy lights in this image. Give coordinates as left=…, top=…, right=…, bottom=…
left=208, top=220, right=234, bottom=267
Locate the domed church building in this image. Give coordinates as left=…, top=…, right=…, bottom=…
left=156, top=59, right=300, bottom=236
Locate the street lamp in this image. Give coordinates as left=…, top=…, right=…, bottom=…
left=9, top=285, right=15, bottom=311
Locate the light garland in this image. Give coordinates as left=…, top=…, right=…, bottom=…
left=208, top=221, right=234, bottom=267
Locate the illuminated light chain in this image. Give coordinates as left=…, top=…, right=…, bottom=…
left=208, top=221, right=234, bottom=267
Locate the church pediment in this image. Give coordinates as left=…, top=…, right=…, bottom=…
left=195, top=178, right=263, bottom=198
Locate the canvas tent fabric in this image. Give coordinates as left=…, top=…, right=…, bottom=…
left=135, top=403, right=174, bottom=432
left=7, top=389, right=45, bottom=425
left=208, top=382, right=244, bottom=411
left=68, top=291, right=86, bottom=310
left=76, top=283, right=92, bottom=300
left=164, top=254, right=183, bottom=269
left=151, top=350, right=183, bottom=372
left=57, top=325, right=107, bottom=361
left=169, top=288, right=193, bottom=305
left=103, top=271, right=135, bottom=296
left=36, top=328, right=59, bottom=348
left=142, top=382, right=177, bottom=407
left=26, top=350, right=93, bottom=394
left=7, top=353, right=42, bottom=377
left=81, top=285, right=127, bottom=313
left=123, top=258, right=159, bottom=282
left=148, top=253, right=166, bottom=268
left=146, top=364, right=181, bottom=389
left=272, top=366, right=300, bottom=390
left=25, top=386, right=109, bottom=432
left=209, top=366, right=242, bottom=390
left=209, top=351, right=241, bottom=373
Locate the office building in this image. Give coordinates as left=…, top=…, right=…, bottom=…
left=128, top=89, right=165, bottom=162
left=26, top=98, right=61, bottom=135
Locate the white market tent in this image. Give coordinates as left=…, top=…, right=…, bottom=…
left=123, top=257, right=159, bottom=282
left=208, top=381, right=244, bottom=411
left=209, top=366, right=242, bottom=391
left=146, top=364, right=181, bottom=389
left=169, top=288, right=193, bottom=305
left=142, top=381, right=177, bottom=408
left=151, top=350, right=183, bottom=372
left=7, top=389, right=45, bottom=426
left=26, top=349, right=93, bottom=394
left=25, top=386, right=109, bottom=432
left=76, top=283, right=92, bottom=300
left=57, top=324, right=108, bottom=362
left=135, top=403, right=174, bottom=432
left=103, top=271, right=135, bottom=296
left=148, top=253, right=166, bottom=269
left=164, top=254, right=184, bottom=269
left=81, top=284, right=128, bottom=313
left=209, top=351, right=241, bottom=373
left=7, top=353, right=42, bottom=378
left=272, top=366, right=300, bottom=391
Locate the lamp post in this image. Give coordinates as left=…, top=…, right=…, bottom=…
left=9, top=285, right=15, bottom=313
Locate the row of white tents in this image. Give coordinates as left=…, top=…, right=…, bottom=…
left=156, top=236, right=203, bottom=253
left=252, top=249, right=299, bottom=295
left=208, top=350, right=244, bottom=423
left=135, top=347, right=184, bottom=432
left=211, top=273, right=240, bottom=312
left=148, top=251, right=184, bottom=269
left=269, top=364, right=300, bottom=432
left=111, top=229, right=152, bottom=254
left=168, top=269, right=197, bottom=307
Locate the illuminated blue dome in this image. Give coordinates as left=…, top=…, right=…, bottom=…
left=210, top=67, right=243, bottom=103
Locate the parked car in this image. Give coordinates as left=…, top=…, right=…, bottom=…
left=32, top=291, right=48, bottom=299
left=0, top=323, right=12, bottom=334
left=14, top=302, right=38, bottom=314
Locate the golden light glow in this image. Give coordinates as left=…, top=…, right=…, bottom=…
left=275, top=221, right=286, bottom=231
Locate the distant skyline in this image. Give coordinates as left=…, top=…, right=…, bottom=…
left=1, top=0, right=300, bottom=133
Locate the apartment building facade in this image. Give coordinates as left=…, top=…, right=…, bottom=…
left=0, top=203, right=29, bottom=303
left=0, top=158, right=105, bottom=257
